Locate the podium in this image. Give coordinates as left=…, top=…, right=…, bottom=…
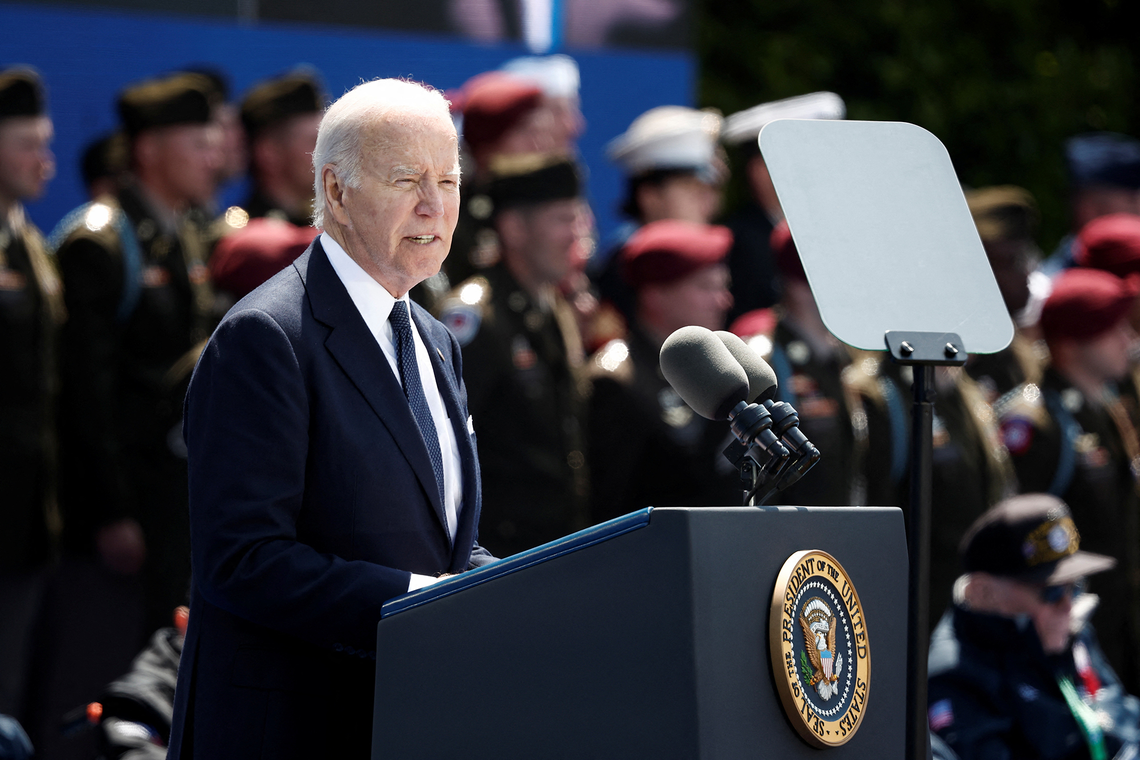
left=373, top=506, right=908, bottom=758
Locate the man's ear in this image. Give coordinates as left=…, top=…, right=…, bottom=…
left=322, top=165, right=351, bottom=228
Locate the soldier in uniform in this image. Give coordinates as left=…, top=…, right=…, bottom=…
left=588, top=219, right=739, bottom=523
left=499, top=54, right=585, bottom=155
left=0, top=66, right=63, bottom=721
left=719, top=92, right=845, bottom=322
left=1072, top=212, right=1140, bottom=432
left=445, top=71, right=550, bottom=292
left=438, top=155, right=590, bottom=557
left=762, top=220, right=859, bottom=506
left=239, top=70, right=324, bottom=228
left=54, top=72, right=219, bottom=633
left=591, top=105, right=726, bottom=326
left=964, top=185, right=1047, bottom=403
left=997, top=268, right=1140, bottom=692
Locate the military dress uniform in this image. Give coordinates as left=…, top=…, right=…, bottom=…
left=55, top=183, right=215, bottom=627
left=439, top=263, right=589, bottom=557
left=0, top=207, right=64, bottom=719
left=0, top=208, right=61, bottom=576
left=766, top=320, right=859, bottom=506
left=966, top=332, right=1045, bottom=405
left=588, top=328, right=739, bottom=523
left=998, top=368, right=1140, bottom=690
left=926, top=370, right=1017, bottom=621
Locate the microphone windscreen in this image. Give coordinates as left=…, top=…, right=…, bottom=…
left=660, top=326, right=749, bottom=420
left=715, top=330, right=778, bottom=402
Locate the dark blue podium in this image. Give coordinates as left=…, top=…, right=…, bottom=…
left=373, top=506, right=908, bottom=758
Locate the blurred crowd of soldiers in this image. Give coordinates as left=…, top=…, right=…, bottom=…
left=6, top=53, right=1140, bottom=759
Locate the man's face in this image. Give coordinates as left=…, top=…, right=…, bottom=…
left=1076, top=318, right=1137, bottom=383
left=989, top=576, right=1078, bottom=655
left=507, top=198, right=584, bottom=286
left=641, top=173, right=722, bottom=224
left=212, top=103, right=248, bottom=185
left=271, top=112, right=322, bottom=200
left=984, top=239, right=1032, bottom=316
left=330, top=112, right=460, bottom=296
left=0, top=115, right=54, bottom=205
left=142, top=122, right=222, bottom=207
left=645, top=263, right=733, bottom=333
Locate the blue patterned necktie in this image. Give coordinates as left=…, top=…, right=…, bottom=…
left=389, top=300, right=446, bottom=511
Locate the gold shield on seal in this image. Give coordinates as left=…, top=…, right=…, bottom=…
left=769, top=549, right=871, bottom=748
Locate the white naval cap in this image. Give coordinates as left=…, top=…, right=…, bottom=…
left=722, top=91, right=845, bottom=147
left=606, top=105, right=723, bottom=177
left=501, top=54, right=580, bottom=99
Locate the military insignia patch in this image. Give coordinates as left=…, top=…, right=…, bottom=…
left=770, top=550, right=870, bottom=748
left=440, top=304, right=481, bottom=347
left=1000, top=418, right=1034, bottom=455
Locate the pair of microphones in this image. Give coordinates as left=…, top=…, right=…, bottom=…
left=659, top=326, right=821, bottom=504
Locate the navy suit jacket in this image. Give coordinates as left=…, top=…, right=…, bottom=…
left=168, top=238, right=494, bottom=759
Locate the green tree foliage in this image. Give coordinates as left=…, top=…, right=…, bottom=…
left=699, top=0, right=1140, bottom=250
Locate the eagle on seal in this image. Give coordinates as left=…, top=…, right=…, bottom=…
left=801, top=612, right=840, bottom=688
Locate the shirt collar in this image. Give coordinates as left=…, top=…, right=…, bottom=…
left=321, top=231, right=409, bottom=326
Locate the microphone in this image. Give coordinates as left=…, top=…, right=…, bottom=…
left=660, top=325, right=820, bottom=504
left=714, top=330, right=778, bottom=403
left=660, top=326, right=788, bottom=460
left=713, top=329, right=820, bottom=489
left=763, top=399, right=821, bottom=490
left=659, top=326, right=748, bottom=420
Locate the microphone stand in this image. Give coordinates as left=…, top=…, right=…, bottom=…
left=885, top=331, right=966, bottom=760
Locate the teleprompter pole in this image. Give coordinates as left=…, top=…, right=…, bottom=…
left=884, top=331, right=966, bottom=760
left=905, top=364, right=934, bottom=760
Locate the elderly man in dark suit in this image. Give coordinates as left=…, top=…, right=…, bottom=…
left=168, top=78, right=496, bottom=760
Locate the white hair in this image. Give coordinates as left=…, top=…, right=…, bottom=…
left=311, top=78, right=454, bottom=229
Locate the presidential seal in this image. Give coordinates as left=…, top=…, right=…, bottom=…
left=770, top=550, right=870, bottom=748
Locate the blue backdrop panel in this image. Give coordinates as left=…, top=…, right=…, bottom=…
left=1, top=1, right=693, bottom=240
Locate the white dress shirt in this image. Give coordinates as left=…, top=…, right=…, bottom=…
left=321, top=233, right=461, bottom=592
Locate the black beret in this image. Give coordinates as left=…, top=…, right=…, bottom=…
left=0, top=67, right=46, bottom=120
left=241, top=72, right=323, bottom=140
left=118, top=72, right=214, bottom=137
left=484, top=154, right=582, bottom=213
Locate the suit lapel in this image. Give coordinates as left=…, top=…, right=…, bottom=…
left=297, top=239, right=449, bottom=539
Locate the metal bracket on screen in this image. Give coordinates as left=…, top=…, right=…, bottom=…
left=884, top=331, right=968, bottom=367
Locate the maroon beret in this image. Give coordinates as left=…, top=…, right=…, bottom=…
left=1074, top=213, right=1140, bottom=278
left=620, top=219, right=733, bottom=288
left=729, top=308, right=777, bottom=340
left=210, top=218, right=317, bottom=299
left=770, top=219, right=807, bottom=283
left=460, top=72, right=543, bottom=154
left=1040, top=267, right=1139, bottom=342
